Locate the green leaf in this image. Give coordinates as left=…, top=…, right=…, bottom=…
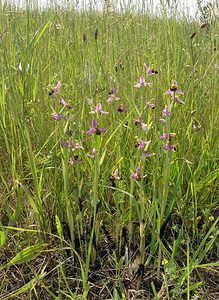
left=29, top=20, right=51, bottom=48
left=99, top=148, right=106, bottom=166
left=182, top=281, right=203, bottom=294
left=0, top=231, right=6, bottom=247
left=2, top=272, right=46, bottom=300
left=7, top=243, right=48, bottom=266
left=55, top=215, right=63, bottom=238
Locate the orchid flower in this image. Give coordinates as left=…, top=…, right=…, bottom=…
left=86, top=119, right=106, bottom=135
left=134, top=76, right=152, bottom=88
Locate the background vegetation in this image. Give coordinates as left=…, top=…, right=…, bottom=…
left=0, top=0, right=218, bottom=299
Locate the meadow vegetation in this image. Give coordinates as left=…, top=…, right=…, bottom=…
left=0, top=1, right=218, bottom=299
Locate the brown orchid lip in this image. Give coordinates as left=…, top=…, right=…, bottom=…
left=190, top=32, right=197, bottom=39
left=66, top=104, right=73, bottom=109
left=96, top=131, right=101, bottom=135
left=118, top=104, right=127, bottom=112
left=170, top=86, right=178, bottom=91
left=200, top=23, right=208, bottom=29
left=49, top=90, right=54, bottom=96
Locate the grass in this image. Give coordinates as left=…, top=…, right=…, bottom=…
left=0, top=0, right=218, bottom=299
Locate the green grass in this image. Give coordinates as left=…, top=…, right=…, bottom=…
left=0, top=1, right=218, bottom=299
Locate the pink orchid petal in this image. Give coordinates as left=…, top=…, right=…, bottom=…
left=92, top=119, right=97, bottom=128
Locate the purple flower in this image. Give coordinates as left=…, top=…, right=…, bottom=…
left=107, top=94, right=120, bottom=103
left=86, top=119, right=106, bottom=135
left=52, top=113, right=62, bottom=120
left=146, top=101, right=155, bottom=109
left=165, top=81, right=183, bottom=96
left=60, top=139, right=84, bottom=149
left=54, top=81, right=61, bottom=94
left=60, top=139, right=73, bottom=147
left=134, top=76, right=152, bottom=88
left=110, top=168, right=120, bottom=186
left=163, top=141, right=176, bottom=152
left=162, top=105, right=171, bottom=117
left=117, top=104, right=127, bottom=112
left=90, top=103, right=109, bottom=115
left=74, top=143, right=84, bottom=149
left=131, top=166, right=142, bottom=180
left=142, top=150, right=155, bottom=157
left=160, top=133, right=168, bottom=140
left=137, top=140, right=145, bottom=149
left=174, top=96, right=185, bottom=105
left=110, top=169, right=120, bottom=181
left=113, top=169, right=120, bottom=180
left=107, top=87, right=120, bottom=103
left=69, top=156, right=82, bottom=165
left=160, top=133, right=176, bottom=140
left=87, top=148, right=98, bottom=158
left=169, top=133, right=176, bottom=139
left=144, top=63, right=158, bottom=75
left=60, top=97, right=73, bottom=109
left=134, top=118, right=142, bottom=126
left=49, top=81, right=61, bottom=95
left=135, top=139, right=151, bottom=150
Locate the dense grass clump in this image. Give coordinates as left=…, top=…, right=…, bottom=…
left=0, top=1, right=218, bottom=299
